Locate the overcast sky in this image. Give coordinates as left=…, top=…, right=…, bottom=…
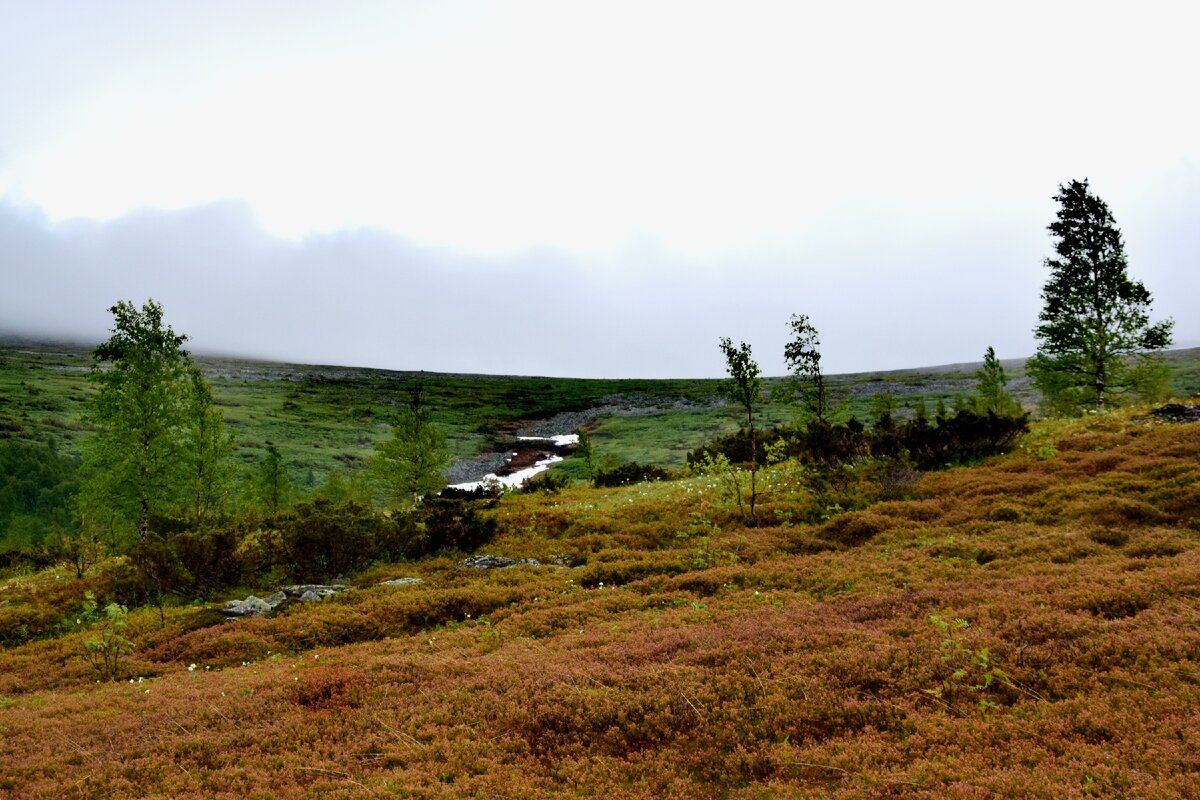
left=1, top=1, right=1196, bottom=378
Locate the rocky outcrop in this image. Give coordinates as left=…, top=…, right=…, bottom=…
left=461, top=555, right=541, bottom=570
left=1150, top=404, right=1200, bottom=423
left=221, top=584, right=349, bottom=617
left=280, top=584, right=348, bottom=600
left=221, top=595, right=278, bottom=617
left=380, top=577, right=424, bottom=586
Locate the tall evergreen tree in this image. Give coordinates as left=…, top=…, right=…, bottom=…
left=369, top=386, right=451, bottom=508
left=1028, top=179, right=1173, bottom=413
left=974, top=346, right=1021, bottom=416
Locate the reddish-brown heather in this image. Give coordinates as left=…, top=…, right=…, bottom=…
left=1, top=410, right=1200, bottom=797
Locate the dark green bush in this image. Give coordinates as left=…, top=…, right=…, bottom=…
left=170, top=528, right=243, bottom=597
left=276, top=500, right=385, bottom=582
left=687, top=410, right=1027, bottom=474
left=420, top=498, right=497, bottom=553
left=593, top=462, right=670, bottom=488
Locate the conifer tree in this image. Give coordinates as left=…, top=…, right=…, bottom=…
left=369, top=386, right=451, bottom=508
left=974, top=347, right=1021, bottom=416
left=1028, top=179, right=1173, bottom=413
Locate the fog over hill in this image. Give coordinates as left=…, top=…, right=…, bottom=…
left=2, top=172, right=1196, bottom=380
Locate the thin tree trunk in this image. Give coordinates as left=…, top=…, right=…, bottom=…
left=747, top=404, right=757, bottom=527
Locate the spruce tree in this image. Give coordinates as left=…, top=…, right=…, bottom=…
left=369, top=386, right=451, bottom=508
left=1028, top=179, right=1173, bottom=413
left=974, top=347, right=1021, bottom=416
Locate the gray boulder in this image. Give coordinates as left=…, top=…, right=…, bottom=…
left=221, top=585, right=348, bottom=617
left=221, top=595, right=275, bottom=617
left=1150, top=404, right=1200, bottom=423
left=381, top=577, right=424, bottom=586
left=280, top=584, right=348, bottom=599
left=461, top=555, right=541, bottom=570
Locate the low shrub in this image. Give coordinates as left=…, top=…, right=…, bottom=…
left=275, top=500, right=384, bottom=583
left=1087, top=528, right=1130, bottom=547
left=170, top=528, right=243, bottom=598
left=420, top=497, right=498, bottom=553
left=290, top=664, right=366, bottom=709
left=817, top=511, right=892, bottom=547
left=593, top=462, right=671, bottom=488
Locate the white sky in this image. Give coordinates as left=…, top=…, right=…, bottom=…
left=1, top=1, right=1197, bottom=377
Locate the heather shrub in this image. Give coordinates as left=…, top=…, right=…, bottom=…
left=290, top=664, right=366, bottom=709
left=816, top=511, right=892, bottom=546
left=520, top=469, right=569, bottom=494
left=1065, top=497, right=1167, bottom=529
left=1087, top=528, right=1130, bottom=547
left=1074, top=590, right=1153, bottom=620
left=871, top=460, right=922, bottom=500
left=987, top=505, right=1024, bottom=522
left=0, top=605, right=57, bottom=645
left=92, top=555, right=155, bottom=608
left=1124, top=530, right=1188, bottom=559
left=145, top=623, right=278, bottom=667
left=575, top=555, right=687, bottom=588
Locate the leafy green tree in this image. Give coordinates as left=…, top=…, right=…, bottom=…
left=784, top=314, right=828, bottom=422
left=369, top=388, right=451, bottom=509
left=183, top=368, right=235, bottom=526
left=719, top=337, right=763, bottom=526
left=253, top=443, right=293, bottom=515
left=311, top=468, right=372, bottom=505
left=79, top=300, right=192, bottom=544
left=974, top=347, right=1022, bottom=416
left=1028, top=179, right=1174, bottom=413
left=0, top=438, right=80, bottom=552
left=574, top=428, right=596, bottom=480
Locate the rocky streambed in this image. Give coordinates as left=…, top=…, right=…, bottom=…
left=447, top=433, right=579, bottom=491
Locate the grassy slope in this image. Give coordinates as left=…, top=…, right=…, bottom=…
left=6, top=341, right=1198, bottom=484
left=1, top=408, right=1199, bottom=797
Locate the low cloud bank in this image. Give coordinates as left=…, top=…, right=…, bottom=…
left=2, top=173, right=1196, bottom=378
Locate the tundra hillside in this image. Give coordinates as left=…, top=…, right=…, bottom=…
left=0, top=404, right=1198, bottom=797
